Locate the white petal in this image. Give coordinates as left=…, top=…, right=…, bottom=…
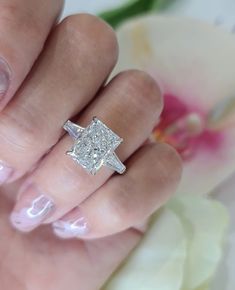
left=104, top=209, right=187, bottom=290
left=168, top=195, right=229, bottom=289
left=115, top=15, right=235, bottom=115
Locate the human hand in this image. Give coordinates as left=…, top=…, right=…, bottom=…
left=0, top=1, right=182, bottom=289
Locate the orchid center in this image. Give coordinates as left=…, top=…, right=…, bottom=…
left=152, top=94, right=224, bottom=159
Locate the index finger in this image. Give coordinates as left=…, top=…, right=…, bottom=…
left=0, top=0, right=64, bottom=109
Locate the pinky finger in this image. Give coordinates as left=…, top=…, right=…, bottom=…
left=52, top=143, right=182, bottom=240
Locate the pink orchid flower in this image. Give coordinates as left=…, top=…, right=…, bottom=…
left=114, top=15, right=235, bottom=196
left=105, top=15, right=233, bottom=290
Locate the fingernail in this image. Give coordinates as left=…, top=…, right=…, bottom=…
left=0, top=161, right=13, bottom=185
left=0, top=58, right=11, bottom=98
left=52, top=209, right=89, bottom=239
left=10, top=185, right=55, bottom=232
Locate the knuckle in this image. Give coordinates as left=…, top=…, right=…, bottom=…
left=0, top=107, right=48, bottom=152
left=161, top=143, right=182, bottom=176
left=59, top=14, right=118, bottom=65
left=109, top=204, right=130, bottom=229
left=107, top=181, right=135, bottom=228
left=0, top=3, right=43, bottom=38
left=152, top=142, right=183, bottom=189
left=0, top=3, right=18, bottom=19
left=0, top=3, right=22, bottom=27
left=116, top=70, right=163, bottom=114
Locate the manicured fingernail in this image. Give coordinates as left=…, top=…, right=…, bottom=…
left=0, top=161, right=13, bottom=185
left=52, top=209, right=89, bottom=239
left=10, top=185, right=55, bottom=232
left=0, top=58, right=11, bottom=98
left=53, top=218, right=89, bottom=239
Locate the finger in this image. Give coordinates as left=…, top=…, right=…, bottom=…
left=52, top=143, right=182, bottom=239
left=0, top=14, right=118, bottom=184
left=0, top=0, right=63, bottom=110
left=0, top=187, right=142, bottom=290
left=10, top=70, right=163, bottom=232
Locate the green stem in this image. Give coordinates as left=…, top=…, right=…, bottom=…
left=99, top=0, right=159, bottom=28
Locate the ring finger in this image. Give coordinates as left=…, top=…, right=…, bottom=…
left=53, top=142, right=182, bottom=239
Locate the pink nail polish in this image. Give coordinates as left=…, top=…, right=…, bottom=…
left=53, top=209, right=89, bottom=239
left=10, top=186, right=55, bottom=232
left=0, top=161, right=13, bottom=185
left=0, top=58, right=11, bottom=99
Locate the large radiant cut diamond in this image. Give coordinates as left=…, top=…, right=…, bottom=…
left=66, top=117, right=124, bottom=175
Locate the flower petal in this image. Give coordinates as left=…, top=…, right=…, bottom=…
left=104, top=195, right=228, bottom=290
left=178, top=126, right=235, bottom=195
left=104, top=209, right=187, bottom=290
left=115, top=15, right=235, bottom=194
left=168, top=195, right=229, bottom=289
left=211, top=174, right=235, bottom=290
left=115, top=15, right=235, bottom=116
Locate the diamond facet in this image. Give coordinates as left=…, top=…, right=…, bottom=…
left=64, top=117, right=125, bottom=175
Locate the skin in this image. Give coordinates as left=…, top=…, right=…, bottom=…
left=0, top=1, right=182, bottom=289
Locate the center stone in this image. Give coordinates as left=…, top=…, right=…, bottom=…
left=70, top=118, right=122, bottom=174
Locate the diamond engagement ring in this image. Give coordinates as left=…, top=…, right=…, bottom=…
left=63, top=117, right=126, bottom=175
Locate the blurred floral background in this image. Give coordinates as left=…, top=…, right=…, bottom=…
left=62, top=1, right=235, bottom=290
